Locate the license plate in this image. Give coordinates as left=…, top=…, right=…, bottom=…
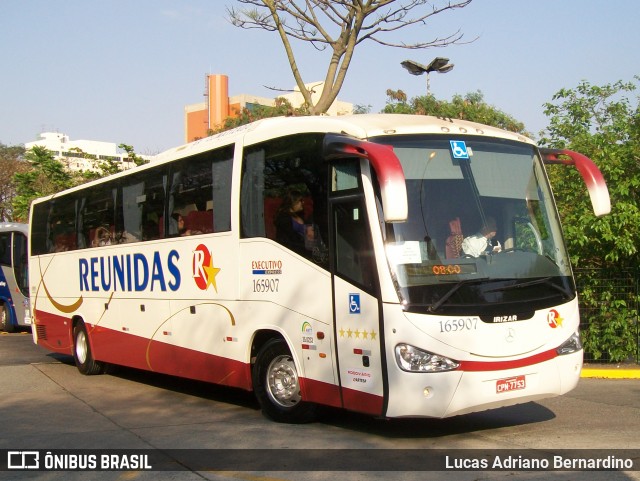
left=496, top=375, right=526, bottom=393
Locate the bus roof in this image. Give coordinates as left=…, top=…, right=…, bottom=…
left=31, top=114, right=535, bottom=204
left=155, top=113, right=535, bottom=162
left=0, top=223, right=28, bottom=235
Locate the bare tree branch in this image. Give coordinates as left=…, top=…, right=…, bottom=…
left=228, top=0, right=475, bottom=114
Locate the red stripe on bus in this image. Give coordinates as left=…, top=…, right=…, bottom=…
left=93, top=327, right=253, bottom=390
left=33, top=310, right=252, bottom=390
left=36, top=310, right=386, bottom=416
left=299, top=378, right=342, bottom=408
left=458, top=349, right=558, bottom=372
left=300, top=377, right=384, bottom=415
left=33, top=309, right=73, bottom=353
left=341, top=387, right=384, bottom=416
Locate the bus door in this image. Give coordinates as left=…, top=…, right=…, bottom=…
left=12, top=231, right=29, bottom=326
left=330, top=161, right=386, bottom=416
left=0, top=230, right=29, bottom=332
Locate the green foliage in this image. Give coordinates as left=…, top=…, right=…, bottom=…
left=0, top=143, right=27, bottom=221
left=577, top=270, right=638, bottom=362
left=12, top=144, right=147, bottom=221
left=541, top=78, right=640, bottom=362
left=118, top=143, right=149, bottom=167
left=12, top=146, right=76, bottom=221
left=383, top=90, right=529, bottom=135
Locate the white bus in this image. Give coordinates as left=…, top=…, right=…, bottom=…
left=0, top=223, right=30, bottom=332
left=29, top=114, right=609, bottom=423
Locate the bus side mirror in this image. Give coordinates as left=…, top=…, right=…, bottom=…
left=540, top=148, right=611, bottom=217
left=324, top=135, right=408, bottom=222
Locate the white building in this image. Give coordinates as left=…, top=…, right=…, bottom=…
left=24, top=132, right=147, bottom=172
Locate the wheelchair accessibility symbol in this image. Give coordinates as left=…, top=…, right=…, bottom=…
left=450, top=140, right=470, bottom=159
left=349, top=294, right=361, bottom=314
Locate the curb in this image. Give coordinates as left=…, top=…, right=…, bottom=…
left=581, top=366, right=640, bottom=379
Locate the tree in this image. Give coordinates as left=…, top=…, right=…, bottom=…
left=12, top=146, right=76, bottom=221
left=540, top=77, right=640, bottom=362
left=0, top=143, right=28, bottom=222
left=12, top=143, right=148, bottom=220
left=228, top=0, right=473, bottom=114
left=118, top=143, right=149, bottom=167
left=383, top=89, right=528, bottom=134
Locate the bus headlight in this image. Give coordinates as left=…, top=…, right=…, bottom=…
left=395, top=344, right=460, bottom=372
left=556, top=331, right=582, bottom=355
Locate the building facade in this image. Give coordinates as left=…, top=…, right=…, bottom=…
left=184, top=74, right=353, bottom=143
left=24, top=132, right=145, bottom=172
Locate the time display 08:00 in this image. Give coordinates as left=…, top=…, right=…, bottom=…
left=404, top=263, right=477, bottom=277
left=430, top=264, right=475, bottom=275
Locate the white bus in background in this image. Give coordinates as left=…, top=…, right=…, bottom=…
left=0, top=223, right=30, bottom=332
left=29, top=114, right=609, bottom=423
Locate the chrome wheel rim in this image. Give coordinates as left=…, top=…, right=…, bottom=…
left=266, top=354, right=301, bottom=408
left=75, top=330, right=88, bottom=364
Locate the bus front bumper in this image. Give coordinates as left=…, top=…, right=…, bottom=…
left=384, top=350, right=582, bottom=418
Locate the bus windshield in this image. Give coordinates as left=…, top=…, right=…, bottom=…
left=373, top=135, right=574, bottom=315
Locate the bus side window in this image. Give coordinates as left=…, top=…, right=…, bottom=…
left=49, top=195, right=79, bottom=252
left=168, top=147, right=232, bottom=236
left=241, top=134, right=328, bottom=267
left=80, top=185, right=116, bottom=248
left=0, top=233, right=10, bottom=266
left=117, top=168, right=166, bottom=243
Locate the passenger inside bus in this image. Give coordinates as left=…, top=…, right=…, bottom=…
left=445, top=217, right=463, bottom=258
left=91, top=226, right=112, bottom=247
left=171, top=212, right=202, bottom=236
left=274, top=191, right=316, bottom=257
left=461, top=217, right=502, bottom=257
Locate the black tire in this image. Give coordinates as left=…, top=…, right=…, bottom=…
left=252, top=338, right=317, bottom=423
left=72, top=322, right=105, bottom=375
left=1, top=304, right=16, bottom=333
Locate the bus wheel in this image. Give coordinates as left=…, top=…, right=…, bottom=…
left=1, top=304, right=16, bottom=333
left=252, top=339, right=317, bottom=423
left=73, top=322, right=105, bottom=375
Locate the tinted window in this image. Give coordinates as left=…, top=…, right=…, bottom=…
left=0, top=233, right=11, bottom=266
left=168, top=146, right=233, bottom=236
left=115, top=168, right=167, bottom=243
left=79, top=185, right=116, bottom=248
left=240, top=134, right=328, bottom=267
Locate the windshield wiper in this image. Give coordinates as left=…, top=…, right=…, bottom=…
left=485, top=277, right=573, bottom=299
left=428, top=277, right=490, bottom=313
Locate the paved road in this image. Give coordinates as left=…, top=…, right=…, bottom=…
left=1, top=331, right=639, bottom=481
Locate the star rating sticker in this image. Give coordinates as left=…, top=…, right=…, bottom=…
left=203, top=257, right=221, bottom=292
left=338, top=327, right=378, bottom=341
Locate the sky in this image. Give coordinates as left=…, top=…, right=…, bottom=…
left=2, top=0, right=639, bottom=155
